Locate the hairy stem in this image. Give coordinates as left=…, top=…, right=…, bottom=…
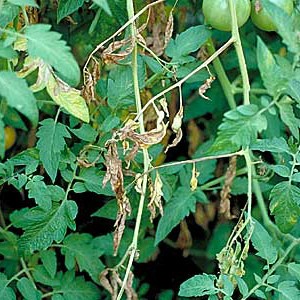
left=206, top=37, right=236, bottom=109
left=242, top=240, right=299, bottom=299
left=228, top=0, right=250, bottom=105
left=134, top=37, right=235, bottom=121
left=116, top=1, right=150, bottom=299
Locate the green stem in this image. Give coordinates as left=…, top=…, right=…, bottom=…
left=242, top=240, right=299, bottom=299
left=228, top=0, right=250, bottom=105
left=116, top=1, right=150, bottom=299
left=20, top=258, right=37, bottom=289
left=206, top=37, right=236, bottom=109
left=233, top=87, right=268, bottom=95
left=244, top=148, right=253, bottom=219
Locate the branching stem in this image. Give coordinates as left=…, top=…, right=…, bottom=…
left=116, top=1, right=151, bottom=299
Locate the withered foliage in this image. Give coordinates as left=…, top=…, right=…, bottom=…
left=118, top=113, right=167, bottom=163
left=146, top=2, right=173, bottom=56
left=100, top=269, right=138, bottom=300
left=198, top=75, right=216, bottom=100
left=82, top=58, right=100, bottom=103
left=176, top=220, right=193, bottom=257
left=190, top=163, right=200, bottom=191
left=219, top=156, right=237, bottom=220
left=194, top=202, right=217, bottom=231
left=103, top=141, right=131, bottom=255
left=148, top=171, right=164, bottom=222
left=165, top=106, right=183, bottom=153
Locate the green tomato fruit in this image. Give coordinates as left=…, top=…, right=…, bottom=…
left=251, top=0, right=294, bottom=32
left=202, top=0, right=251, bottom=31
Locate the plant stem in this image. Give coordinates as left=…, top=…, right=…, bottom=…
left=134, top=37, right=235, bottom=121
left=20, top=258, right=37, bottom=289
left=116, top=1, right=150, bottom=299
left=244, top=148, right=253, bottom=219
left=206, top=37, right=236, bottom=109
left=242, top=240, right=299, bottom=299
left=228, top=0, right=250, bottom=105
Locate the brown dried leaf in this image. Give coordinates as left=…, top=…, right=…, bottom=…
left=187, top=120, right=202, bottom=156
left=101, top=37, right=134, bottom=64
left=219, top=156, right=237, bottom=220
left=99, top=269, right=114, bottom=296
left=124, top=271, right=138, bottom=300
left=198, top=76, right=216, bottom=100
left=148, top=172, right=164, bottom=222
left=190, top=163, right=199, bottom=191
left=176, top=220, right=193, bottom=256
left=165, top=128, right=182, bottom=153
left=164, top=11, right=174, bottom=48
left=82, top=59, right=100, bottom=103
left=113, top=196, right=131, bottom=256
left=194, top=202, right=217, bottom=231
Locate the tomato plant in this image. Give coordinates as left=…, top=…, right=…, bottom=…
left=203, top=0, right=251, bottom=31
left=251, top=0, right=294, bottom=31
left=0, top=0, right=300, bottom=299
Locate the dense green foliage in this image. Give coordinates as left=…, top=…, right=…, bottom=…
left=0, top=0, right=300, bottom=299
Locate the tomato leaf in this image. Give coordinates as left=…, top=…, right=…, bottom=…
left=0, top=71, right=38, bottom=126
left=269, top=182, right=300, bottom=233
left=179, top=274, right=218, bottom=297
left=36, top=119, right=71, bottom=182
left=18, top=200, right=78, bottom=252
left=25, top=24, right=80, bottom=86
left=61, top=233, right=105, bottom=282
left=251, top=219, right=278, bottom=264
left=57, top=0, right=85, bottom=23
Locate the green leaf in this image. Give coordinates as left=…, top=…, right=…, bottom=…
left=74, top=167, right=114, bottom=196
left=36, top=119, right=71, bottom=182
left=0, top=2, right=19, bottom=27
left=257, top=37, right=286, bottom=96
left=270, top=182, right=300, bottom=232
left=18, top=200, right=78, bottom=252
left=0, top=273, right=16, bottom=300
left=40, top=250, right=57, bottom=279
left=166, top=25, right=211, bottom=60
left=26, top=179, right=65, bottom=211
left=0, top=119, right=4, bottom=158
left=61, top=233, right=104, bottom=282
left=261, top=0, right=300, bottom=54
left=16, top=278, right=41, bottom=300
left=288, top=263, right=300, bottom=281
left=277, top=281, right=300, bottom=300
left=251, top=219, right=278, bottom=264
left=46, top=75, right=89, bottom=123
left=8, top=0, right=38, bottom=7
left=208, top=105, right=267, bottom=154
left=267, top=275, right=280, bottom=284
left=251, top=137, right=291, bottom=154
left=178, top=274, right=218, bottom=297
left=0, top=71, right=38, bottom=126
left=55, top=271, right=100, bottom=300
left=57, top=0, right=85, bottom=23
left=235, top=277, right=248, bottom=297
left=70, top=124, right=97, bottom=142
left=268, top=165, right=290, bottom=178
left=93, top=0, right=112, bottom=15
left=155, top=187, right=207, bottom=245
left=278, top=97, right=300, bottom=140
left=254, top=289, right=266, bottom=299
left=25, top=24, right=80, bottom=86
left=100, top=115, right=120, bottom=132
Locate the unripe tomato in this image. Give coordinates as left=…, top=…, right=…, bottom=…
left=202, top=0, right=251, bottom=31
left=251, top=0, right=294, bottom=31
left=4, top=126, right=16, bottom=150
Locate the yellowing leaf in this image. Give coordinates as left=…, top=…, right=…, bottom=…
left=47, top=75, right=90, bottom=123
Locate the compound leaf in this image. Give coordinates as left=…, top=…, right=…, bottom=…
left=270, top=182, right=300, bottom=233
left=251, top=219, right=278, bottom=264
left=25, top=24, right=80, bottom=86
left=36, top=119, right=71, bottom=182
left=61, top=233, right=105, bottom=282
left=0, top=71, right=38, bottom=126
left=179, top=274, right=218, bottom=297
left=18, top=200, right=78, bottom=252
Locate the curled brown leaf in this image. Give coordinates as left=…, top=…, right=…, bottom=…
left=148, top=171, right=164, bottom=222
